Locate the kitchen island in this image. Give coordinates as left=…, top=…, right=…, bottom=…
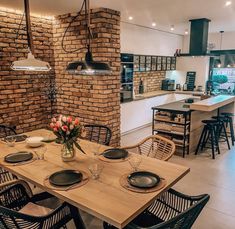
left=152, top=95, right=235, bottom=156
left=121, top=90, right=203, bottom=134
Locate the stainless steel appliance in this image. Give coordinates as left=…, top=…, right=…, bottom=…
left=120, top=53, right=134, bottom=102
left=161, top=79, right=175, bottom=91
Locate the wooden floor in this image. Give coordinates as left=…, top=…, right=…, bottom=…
left=120, top=125, right=235, bottom=229
left=67, top=125, right=235, bottom=228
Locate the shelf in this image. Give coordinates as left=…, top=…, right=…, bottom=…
left=155, top=118, right=190, bottom=125
left=153, top=129, right=189, bottom=136
left=174, top=143, right=189, bottom=147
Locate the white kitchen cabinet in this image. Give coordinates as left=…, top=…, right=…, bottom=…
left=121, top=93, right=193, bottom=134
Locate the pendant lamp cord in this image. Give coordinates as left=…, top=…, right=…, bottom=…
left=24, top=0, right=34, bottom=54
left=219, top=31, right=224, bottom=51
left=61, top=0, right=93, bottom=53
left=15, top=12, right=25, bottom=40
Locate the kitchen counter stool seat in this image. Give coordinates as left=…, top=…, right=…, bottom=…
left=212, top=116, right=230, bottom=150
left=221, top=112, right=235, bottom=146
left=196, top=119, right=220, bottom=159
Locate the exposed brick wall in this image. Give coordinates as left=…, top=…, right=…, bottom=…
left=0, top=9, right=55, bottom=133
left=133, top=71, right=166, bottom=94
left=52, top=8, right=121, bottom=146
left=0, top=7, right=121, bottom=146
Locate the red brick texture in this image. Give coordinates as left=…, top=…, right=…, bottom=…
left=53, top=8, right=121, bottom=146
left=0, top=7, right=121, bottom=146
left=0, top=9, right=55, bottom=133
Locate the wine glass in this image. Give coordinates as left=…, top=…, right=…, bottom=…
left=5, top=135, right=16, bottom=147
left=128, top=155, right=142, bottom=172
left=88, top=163, right=104, bottom=180
left=90, top=144, right=102, bottom=158
left=36, top=145, right=47, bottom=160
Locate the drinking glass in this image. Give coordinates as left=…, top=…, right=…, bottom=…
left=91, top=144, right=102, bottom=158
left=36, top=145, right=47, bottom=160
left=128, top=155, right=142, bottom=171
left=88, top=163, right=104, bottom=180
left=5, top=135, right=16, bottom=147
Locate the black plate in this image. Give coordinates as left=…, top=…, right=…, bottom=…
left=3, top=134, right=27, bottom=143
left=4, top=151, right=33, bottom=163
left=128, top=171, right=161, bottom=188
left=49, top=170, right=83, bottom=187
left=103, top=148, right=128, bottom=159
left=15, top=135, right=28, bottom=142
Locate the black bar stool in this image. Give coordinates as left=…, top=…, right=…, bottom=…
left=195, top=119, right=220, bottom=159
left=221, top=112, right=235, bottom=146
left=212, top=116, right=230, bottom=150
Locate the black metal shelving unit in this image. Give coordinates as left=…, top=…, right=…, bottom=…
left=152, top=103, right=191, bottom=158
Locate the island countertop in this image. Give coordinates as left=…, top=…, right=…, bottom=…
left=190, top=95, right=235, bottom=112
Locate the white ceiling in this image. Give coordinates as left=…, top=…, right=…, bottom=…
left=0, top=0, right=235, bottom=34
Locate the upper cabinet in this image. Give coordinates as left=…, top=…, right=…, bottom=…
left=133, top=55, right=176, bottom=72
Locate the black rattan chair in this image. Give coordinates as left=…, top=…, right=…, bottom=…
left=0, top=125, right=16, bottom=138
left=0, top=181, right=86, bottom=229
left=103, top=188, right=209, bottom=229
left=0, top=125, right=18, bottom=191
left=0, top=167, right=18, bottom=192
left=84, top=124, right=112, bottom=146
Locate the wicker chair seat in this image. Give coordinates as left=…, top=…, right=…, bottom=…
left=19, top=202, right=52, bottom=216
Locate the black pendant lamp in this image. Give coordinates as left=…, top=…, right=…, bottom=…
left=66, top=0, right=111, bottom=75
left=11, top=0, right=51, bottom=71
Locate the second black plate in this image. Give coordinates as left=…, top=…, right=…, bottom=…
left=49, top=170, right=83, bottom=187
left=3, top=134, right=27, bottom=142
left=4, top=151, right=33, bottom=163
left=103, top=148, right=128, bottom=159
left=128, top=171, right=161, bottom=188
left=15, top=134, right=28, bottom=142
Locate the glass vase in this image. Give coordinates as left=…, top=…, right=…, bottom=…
left=61, top=141, right=75, bottom=162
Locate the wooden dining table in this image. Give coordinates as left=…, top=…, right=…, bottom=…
left=0, top=129, right=190, bottom=229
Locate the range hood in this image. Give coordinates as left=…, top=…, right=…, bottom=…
left=181, top=18, right=211, bottom=56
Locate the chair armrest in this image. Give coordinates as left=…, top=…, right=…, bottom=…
left=166, top=188, right=209, bottom=202
left=30, top=191, right=55, bottom=203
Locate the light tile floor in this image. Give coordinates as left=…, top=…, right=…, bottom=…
left=80, top=125, right=235, bottom=228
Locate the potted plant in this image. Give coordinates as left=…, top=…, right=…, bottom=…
left=50, top=115, right=85, bottom=162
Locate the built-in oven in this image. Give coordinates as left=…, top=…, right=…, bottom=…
left=121, top=53, right=134, bottom=103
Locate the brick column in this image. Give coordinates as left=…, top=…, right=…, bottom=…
left=53, top=8, right=121, bottom=146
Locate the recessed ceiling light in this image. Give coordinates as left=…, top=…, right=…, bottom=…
left=128, top=16, right=133, bottom=20
left=170, top=25, right=175, bottom=31
left=185, top=29, right=189, bottom=35
left=152, top=22, right=156, bottom=27
left=225, top=1, right=232, bottom=6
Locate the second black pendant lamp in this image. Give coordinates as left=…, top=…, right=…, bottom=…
left=66, top=0, right=111, bottom=75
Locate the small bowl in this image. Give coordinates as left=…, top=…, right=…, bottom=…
left=26, top=137, right=44, bottom=148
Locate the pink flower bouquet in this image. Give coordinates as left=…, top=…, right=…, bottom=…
left=50, top=115, right=85, bottom=154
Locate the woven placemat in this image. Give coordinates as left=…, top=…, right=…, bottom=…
left=43, top=170, right=89, bottom=191
left=98, top=155, right=129, bottom=163
left=120, top=173, right=167, bottom=193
